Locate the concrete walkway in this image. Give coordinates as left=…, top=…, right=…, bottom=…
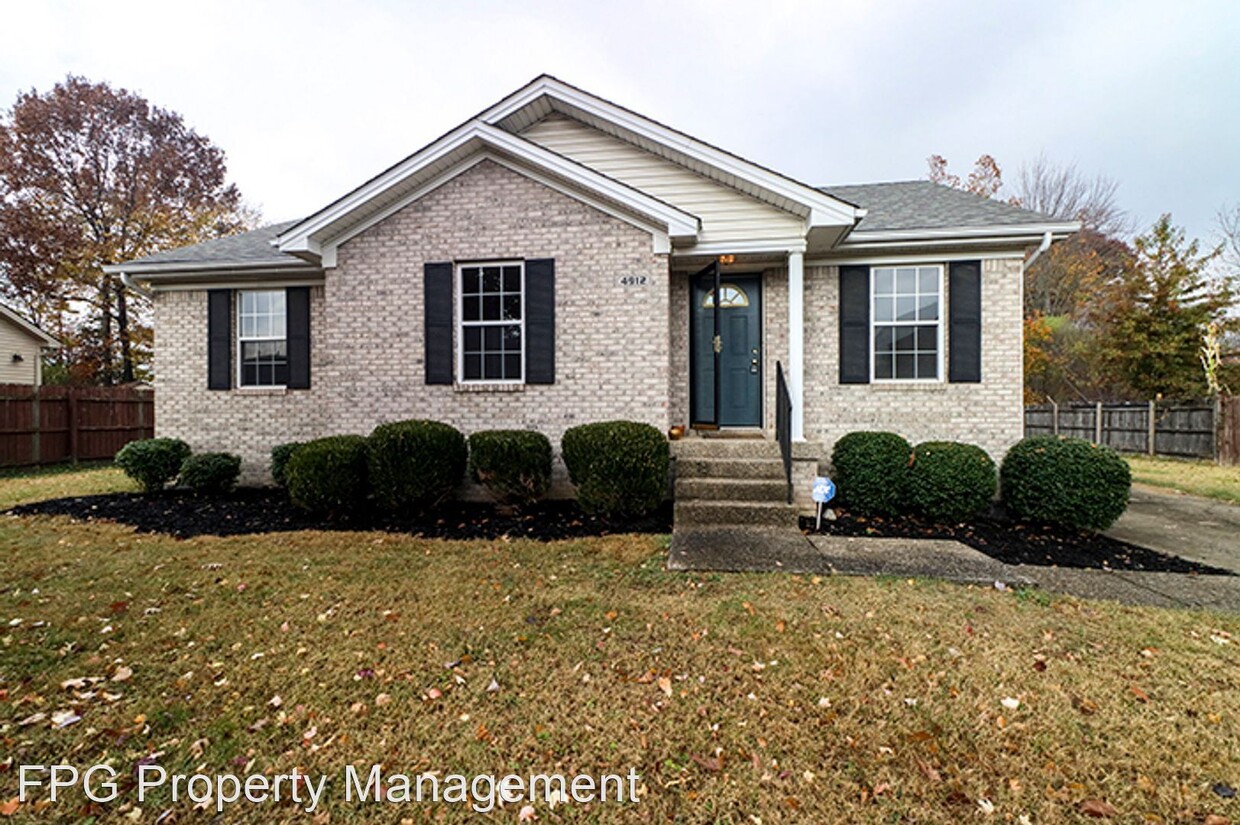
left=670, top=521, right=1240, bottom=614
left=1106, top=484, right=1240, bottom=574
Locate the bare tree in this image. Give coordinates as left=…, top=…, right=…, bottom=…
left=1217, top=203, right=1240, bottom=276
left=1013, top=154, right=1130, bottom=237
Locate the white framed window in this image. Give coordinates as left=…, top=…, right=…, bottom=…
left=871, top=264, right=942, bottom=382
left=457, top=261, right=524, bottom=383
left=237, top=290, right=288, bottom=387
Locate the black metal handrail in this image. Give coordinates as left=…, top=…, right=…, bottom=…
left=775, top=361, right=793, bottom=504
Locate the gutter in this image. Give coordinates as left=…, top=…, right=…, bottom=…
left=1024, top=231, right=1054, bottom=269
left=119, top=271, right=153, bottom=298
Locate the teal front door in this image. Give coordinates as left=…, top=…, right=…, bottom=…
left=691, top=265, right=762, bottom=428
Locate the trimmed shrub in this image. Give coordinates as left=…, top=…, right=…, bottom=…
left=115, top=437, right=191, bottom=492
left=367, top=420, right=467, bottom=511
left=830, top=431, right=912, bottom=517
left=1000, top=436, right=1131, bottom=531
left=179, top=452, right=241, bottom=495
left=561, top=421, right=668, bottom=518
left=468, top=430, right=552, bottom=506
left=270, top=442, right=304, bottom=488
left=285, top=435, right=370, bottom=516
left=906, top=441, right=997, bottom=523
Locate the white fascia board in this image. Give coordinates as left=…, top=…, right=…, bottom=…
left=675, top=238, right=808, bottom=257
left=0, top=305, right=60, bottom=348
left=146, top=277, right=326, bottom=293
left=847, top=222, right=1079, bottom=243
left=280, top=121, right=698, bottom=261
left=104, top=260, right=320, bottom=277
left=481, top=76, right=861, bottom=228
left=809, top=250, right=1027, bottom=266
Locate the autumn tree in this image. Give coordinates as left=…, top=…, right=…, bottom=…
left=926, top=153, right=1004, bottom=199
left=0, top=76, right=254, bottom=383
left=1102, top=215, right=1233, bottom=398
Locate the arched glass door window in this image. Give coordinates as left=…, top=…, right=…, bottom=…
left=701, top=282, right=750, bottom=309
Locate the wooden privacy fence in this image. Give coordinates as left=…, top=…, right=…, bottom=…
left=0, top=384, right=154, bottom=468
left=1024, top=397, right=1238, bottom=464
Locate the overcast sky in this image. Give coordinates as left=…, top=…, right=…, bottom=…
left=3, top=0, right=1237, bottom=242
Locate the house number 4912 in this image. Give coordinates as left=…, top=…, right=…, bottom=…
left=617, top=275, right=648, bottom=287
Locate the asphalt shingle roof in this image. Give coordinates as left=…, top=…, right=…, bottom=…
left=122, top=181, right=1064, bottom=270
left=820, top=180, right=1059, bottom=232
left=123, top=220, right=306, bottom=267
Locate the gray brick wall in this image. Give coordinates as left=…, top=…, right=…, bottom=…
left=155, top=160, right=670, bottom=486
left=154, top=159, right=1023, bottom=493
left=801, top=258, right=1025, bottom=464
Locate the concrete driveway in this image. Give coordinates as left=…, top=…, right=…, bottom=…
left=1107, top=485, right=1240, bottom=574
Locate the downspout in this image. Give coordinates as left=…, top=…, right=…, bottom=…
left=1024, top=231, right=1053, bottom=269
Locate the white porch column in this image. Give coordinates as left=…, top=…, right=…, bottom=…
left=787, top=249, right=805, bottom=441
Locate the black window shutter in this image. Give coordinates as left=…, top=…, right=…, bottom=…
left=949, top=260, right=982, bottom=383
left=424, top=262, right=453, bottom=384
left=838, top=265, right=870, bottom=384
left=207, top=289, right=231, bottom=390
left=286, top=286, right=311, bottom=389
left=524, top=258, right=555, bottom=384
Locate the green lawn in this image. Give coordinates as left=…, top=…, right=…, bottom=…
left=1, top=466, right=1238, bottom=822
left=1126, top=455, right=1240, bottom=504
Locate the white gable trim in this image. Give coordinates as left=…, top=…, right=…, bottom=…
left=0, top=305, right=59, bottom=348
left=318, top=152, right=679, bottom=263
left=277, top=121, right=698, bottom=264
left=481, top=76, right=864, bottom=229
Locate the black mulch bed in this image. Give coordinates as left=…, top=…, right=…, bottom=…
left=8, top=489, right=672, bottom=541
left=801, top=508, right=1233, bottom=575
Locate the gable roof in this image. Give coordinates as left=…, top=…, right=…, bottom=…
left=0, top=303, right=60, bottom=348
left=110, top=77, right=1078, bottom=282
left=276, top=120, right=702, bottom=265
left=821, top=181, right=1060, bottom=233
left=481, top=75, right=862, bottom=229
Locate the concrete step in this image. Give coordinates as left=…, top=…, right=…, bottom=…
left=672, top=439, right=781, bottom=459
left=675, top=477, right=789, bottom=502
left=674, top=499, right=799, bottom=528
left=675, top=457, right=787, bottom=480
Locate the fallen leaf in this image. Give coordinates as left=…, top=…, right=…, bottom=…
left=1073, top=696, right=1099, bottom=715
left=1130, top=686, right=1149, bottom=703
left=112, top=666, right=133, bottom=683
left=426, top=688, right=442, bottom=700
left=486, top=678, right=500, bottom=694
left=375, top=693, right=392, bottom=707
left=1203, top=815, right=1229, bottom=825
left=1001, top=697, right=1020, bottom=711
left=0, top=798, right=19, bottom=816
left=51, top=710, right=81, bottom=728
left=657, top=676, right=672, bottom=697
left=518, top=805, right=537, bottom=822
left=1078, top=798, right=1117, bottom=818
left=978, top=798, right=995, bottom=815
left=267, top=695, right=282, bottom=708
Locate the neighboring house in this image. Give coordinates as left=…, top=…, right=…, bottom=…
left=108, top=76, right=1076, bottom=502
left=0, top=304, right=59, bottom=385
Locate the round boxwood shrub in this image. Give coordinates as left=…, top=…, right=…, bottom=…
left=468, top=429, right=552, bottom=506
left=830, top=431, right=912, bottom=517
left=561, top=421, right=668, bottom=518
left=1000, top=436, right=1131, bottom=531
left=179, top=452, right=241, bottom=495
left=114, top=437, right=191, bottom=492
left=906, top=441, right=997, bottom=523
left=270, top=441, right=304, bottom=488
left=367, top=420, right=467, bottom=512
left=285, top=435, right=370, bottom=517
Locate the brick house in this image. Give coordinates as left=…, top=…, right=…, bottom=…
left=110, top=76, right=1075, bottom=509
